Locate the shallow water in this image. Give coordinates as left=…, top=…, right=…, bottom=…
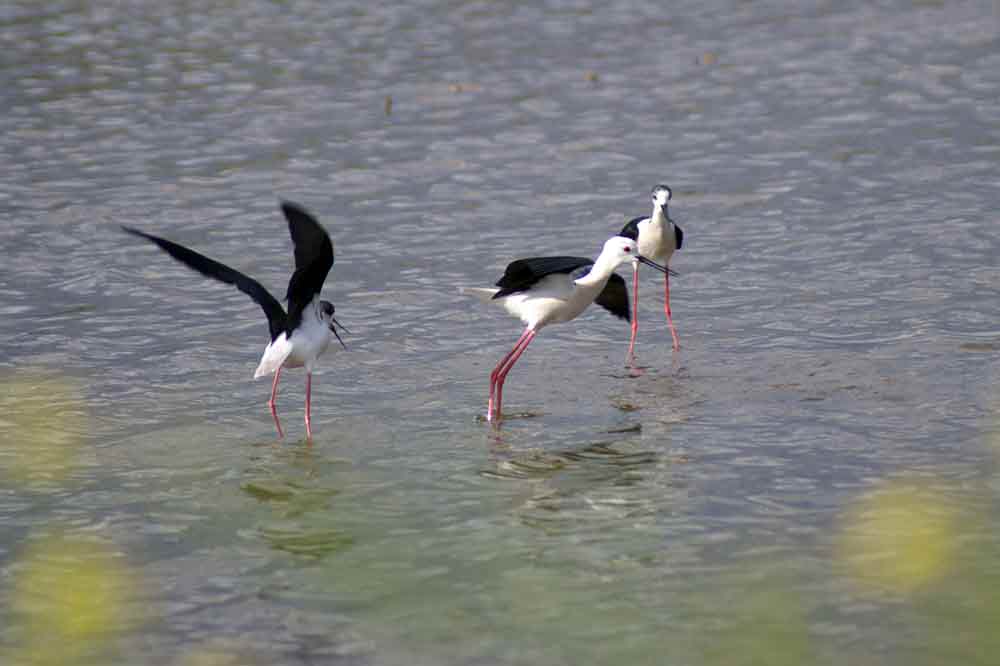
left=2, top=0, right=1000, bottom=664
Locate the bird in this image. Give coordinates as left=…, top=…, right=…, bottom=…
left=618, top=184, right=684, bottom=362
left=122, top=201, right=347, bottom=440
left=466, top=236, right=674, bottom=423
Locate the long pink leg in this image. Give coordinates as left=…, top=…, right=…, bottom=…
left=488, top=328, right=534, bottom=421
left=304, top=372, right=313, bottom=440
left=626, top=264, right=640, bottom=365
left=268, top=368, right=285, bottom=439
left=665, top=272, right=680, bottom=351
left=493, top=329, right=536, bottom=422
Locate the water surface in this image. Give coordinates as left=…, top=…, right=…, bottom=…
left=2, top=1, right=999, bottom=664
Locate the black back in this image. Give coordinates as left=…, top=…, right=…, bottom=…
left=618, top=216, right=646, bottom=241
left=121, top=226, right=288, bottom=340
left=281, top=201, right=334, bottom=334
left=674, top=224, right=684, bottom=250
left=493, top=256, right=593, bottom=298
left=493, top=255, right=630, bottom=321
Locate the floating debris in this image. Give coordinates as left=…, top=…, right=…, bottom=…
left=606, top=424, right=642, bottom=434
left=610, top=398, right=641, bottom=412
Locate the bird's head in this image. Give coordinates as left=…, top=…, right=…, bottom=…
left=602, top=236, right=641, bottom=266
left=319, top=300, right=349, bottom=349
left=600, top=236, right=677, bottom=276
left=651, top=184, right=672, bottom=210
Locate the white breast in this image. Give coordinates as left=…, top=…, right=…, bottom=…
left=636, top=218, right=676, bottom=263
left=252, top=302, right=333, bottom=378
left=285, top=312, right=332, bottom=371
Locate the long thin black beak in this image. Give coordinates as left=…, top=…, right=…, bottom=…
left=637, top=255, right=679, bottom=277
left=329, top=316, right=350, bottom=350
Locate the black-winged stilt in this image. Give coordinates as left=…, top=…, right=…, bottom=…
left=467, top=236, right=674, bottom=423
left=618, top=185, right=684, bottom=362
left=122, top=201, right=346, bottom=439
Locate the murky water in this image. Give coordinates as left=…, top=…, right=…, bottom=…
left=2, top=0, right=999, bottom=664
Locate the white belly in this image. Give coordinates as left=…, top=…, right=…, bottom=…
left=637, top=219, right=676, bottom=264
left=500, top=273, right=602, bottom=330
left=284, top=322, right=332, bottom=369
left=253, top=315, right=332, bottom=378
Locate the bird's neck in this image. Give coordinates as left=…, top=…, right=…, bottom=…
left=301, top=300, right=325, bottom=329
left=651, top=206, right=670, bottom=227
left=574, top=254, right=619, bottom=290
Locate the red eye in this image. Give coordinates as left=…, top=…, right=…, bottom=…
left=623, top=246, right=631, bottom=252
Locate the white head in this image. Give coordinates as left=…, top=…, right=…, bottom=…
left=599, top=236, right=641, bottom=267
left=651, top=184, right=672, bottom=210
left=598, top=236, right=673, bottom=274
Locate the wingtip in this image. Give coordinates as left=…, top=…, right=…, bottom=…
left=121, top=225, right=155, bottom=242
left=279, top=198, right=311, bottom=218
left=279, top=199, right=327, bottom=232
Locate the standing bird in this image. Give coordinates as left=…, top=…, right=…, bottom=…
left=467, top=236, right=674, bottom=423
left=618, top=184, right=684, bottom=362
left=122, top=201, right=346, bottom=439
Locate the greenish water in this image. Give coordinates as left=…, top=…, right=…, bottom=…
left=2, top=0, right=1000, bottom=664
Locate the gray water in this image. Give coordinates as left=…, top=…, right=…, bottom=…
left=2, top=0, right=1000, bottom=664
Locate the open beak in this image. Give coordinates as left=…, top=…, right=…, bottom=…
left=637, top=255, right=679, bottom=277
left=329, top=316, right=350, bottom=350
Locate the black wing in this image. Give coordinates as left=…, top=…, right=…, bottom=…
left=280, top=201, right=334, bottom=334
left=594, top=273, right=630, bottom=321
left=122, top=226, right=287, bottom=340
left=618, top=216, right=647, bottom=241
left=493, top=256, right=594, bottom=299
left=674, top=224, right=683, bottom=250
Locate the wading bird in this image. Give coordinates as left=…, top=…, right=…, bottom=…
left=618, top=184, right=684, bottom=362
left=467, top=236, right=673, bottom=423
left=122, top=201, right=346, bottom=439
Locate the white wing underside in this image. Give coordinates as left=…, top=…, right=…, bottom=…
left=254, top=333, right=294, bottom=378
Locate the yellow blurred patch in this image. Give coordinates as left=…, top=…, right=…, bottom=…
left=175, top=644, right=254, bottom=666
left=5, top=533, right=140, bottom=665
left=837, top=479, right=958, bottom=594
left=0, top=369, right=87, bottom=487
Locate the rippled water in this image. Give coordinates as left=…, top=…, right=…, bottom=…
left=2, top=0, right=999, bottom=664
